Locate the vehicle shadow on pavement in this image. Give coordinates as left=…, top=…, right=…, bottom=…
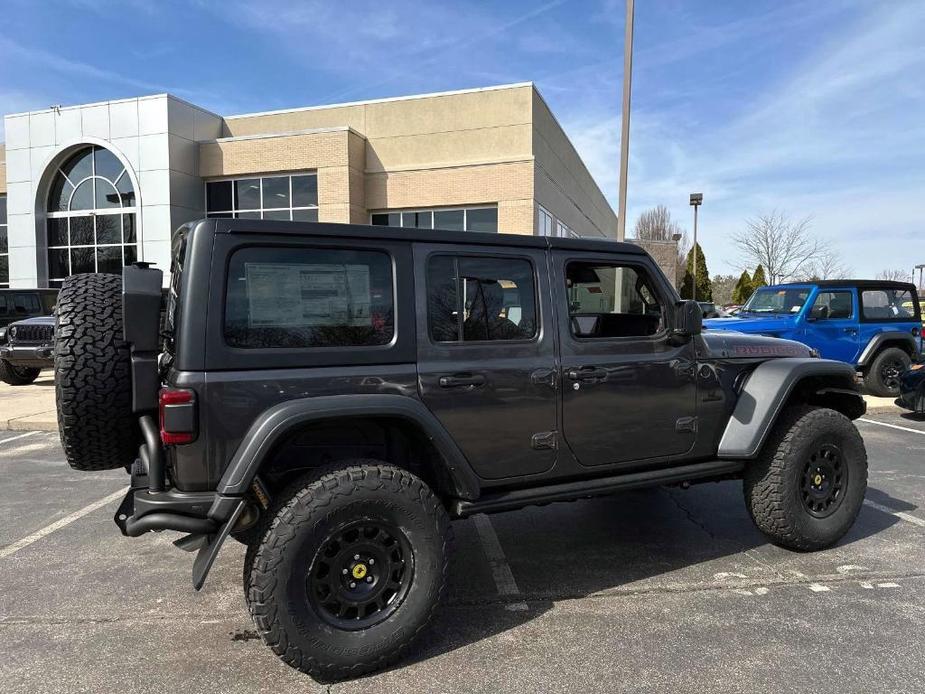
left=388, top=483, right=902, bottom=673
left=866, top=486, right=921, bottom=514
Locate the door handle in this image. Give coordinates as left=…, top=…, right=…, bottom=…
left=843, top=328, right=858, bottom=335
left=438, top=373, right=486, bottom=388
left=566, top=367, right=608, bottom=382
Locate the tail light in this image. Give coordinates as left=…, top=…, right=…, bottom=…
left=159, top=387, right=196, bottom=445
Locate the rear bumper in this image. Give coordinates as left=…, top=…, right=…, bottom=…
left=113, top=454, right=251, bottom=590
left=0, top=343, right=54, bottom=368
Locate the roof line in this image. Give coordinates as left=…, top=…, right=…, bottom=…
left=224, top=82, right=535, bottom=120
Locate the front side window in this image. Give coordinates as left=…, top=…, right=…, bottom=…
left=427, top=256, right=536, bottom=343
left=45, top=146, right=137, bottom=287
left=0, top=194, right=8, bottom=287
left=371, top=206, right=498, bottom=233
left=225, top=246, right=394, bottom=349
left=743, top=287, right=810, bottom=314
left=566, top=262, right=664, bottom=338
left=809, top=291, right=854, bottom=320
left=206, top=173, right=318, bottom=222
left=861, top=288, right=916, bottom=321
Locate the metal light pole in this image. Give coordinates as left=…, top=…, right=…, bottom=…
left=689, top=193, right=703, bottom=301
left=616, top=0, right=635, bottom=240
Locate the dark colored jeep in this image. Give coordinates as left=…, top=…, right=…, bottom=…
left=54, top=220, right=869, bottom=680
left=0, top=315, right=55, bottom=385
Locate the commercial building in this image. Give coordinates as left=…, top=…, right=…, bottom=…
left=0, top=82, right=620, bottom=288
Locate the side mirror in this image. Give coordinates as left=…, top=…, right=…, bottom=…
left=672, top=300, right=702, bottom=342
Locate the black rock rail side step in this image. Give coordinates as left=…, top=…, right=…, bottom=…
left=449, top=459, right=745, bottom=518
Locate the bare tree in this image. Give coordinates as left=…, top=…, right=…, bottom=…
left=799, top=246, right=853, bottom=281
left=876, top=268, right=913, bottom=282
left=732, top=211, right=820, bottom=284
left=633, top=205, right=684, bottom=241
left=633, top=205, right=687, bottom=285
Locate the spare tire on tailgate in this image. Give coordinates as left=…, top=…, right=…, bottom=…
left=55, top=273, right=140, bottom=471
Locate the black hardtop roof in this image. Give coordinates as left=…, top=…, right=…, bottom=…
left=771, top=279, right=918, bottom=291
left=202, top=218, right=647, bottom=255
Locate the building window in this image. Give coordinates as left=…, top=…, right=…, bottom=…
left=0, top=194, right=8, bottom=287
left=370, top=206, right=498, bottom=233
left=556, top=220, right=579, bottom=238
left=45, top=146, right=138, bottom=287
left=537, top=205, right=554, bottom=236
left=205, top=174, right=319, bottom=221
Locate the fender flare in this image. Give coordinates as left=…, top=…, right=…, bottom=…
left=857, top=331, right=917, bottom=367
left=717, top=358, right=861, bottom=459
left=216, top=394, right=481, bottom=500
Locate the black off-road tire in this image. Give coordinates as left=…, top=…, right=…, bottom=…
left=55, top=273, right=139, bottom=471
left=0, top=360, right=41, bottom=385
left=864, top=347, right=912, bottom=397
left=244, top=461, right=450, bottom=681
left=744, top=406, right=867, bottom=551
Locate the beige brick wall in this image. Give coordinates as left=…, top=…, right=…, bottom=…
left=628, top=238, right=679, bottom=288
left=198, top=84, right=612, bottom=239
left=365, top=160, right=534, bottom=234
left=532, top=90, right=617, bottom=239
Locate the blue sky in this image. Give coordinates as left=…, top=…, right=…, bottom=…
left=2, top=0, right=923, bottom=279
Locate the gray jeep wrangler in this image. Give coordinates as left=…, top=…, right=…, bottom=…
left=54, top=219, right=868, bottom=680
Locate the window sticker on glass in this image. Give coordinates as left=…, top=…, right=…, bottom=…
left=244, top=263, right=372, bottom=328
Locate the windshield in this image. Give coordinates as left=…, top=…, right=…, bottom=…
left=743, top=287, right=811, bottom=314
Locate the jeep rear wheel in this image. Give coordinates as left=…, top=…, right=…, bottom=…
left=0, top=360, right=41, bottom=385
left=744, top=406, right=867, bottom=551
left=244, top=462, right=450, bottom=681
left=864, top=347, right=912, bottom=397
left=54, top=273, right=139, bottom=471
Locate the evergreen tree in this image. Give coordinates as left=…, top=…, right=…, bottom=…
left=752, top=264, right=768, bottom=289
left=732, top=270, right=753, bottom=304
left=680, top=243, right=712, bottom=301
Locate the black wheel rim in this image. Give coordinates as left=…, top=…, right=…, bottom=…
left=880, top=359, right=905, bottom=391
left=307, top=519, right=414, bottom=630
left=800, top=443, right=848, bottom=518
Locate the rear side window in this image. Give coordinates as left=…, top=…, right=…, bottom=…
left=427, top=256, right=537, bottom=342
left=225, top=246, right=394, bottom=349
left=861, top=288, right=916, bottom=321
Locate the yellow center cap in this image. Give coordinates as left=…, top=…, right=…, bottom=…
left=352, top=564, right=368, bottom=580
left=814, top=474, right=823, bottom=486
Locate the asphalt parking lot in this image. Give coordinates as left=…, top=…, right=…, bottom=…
left=1, top=412, right=924, bottom=694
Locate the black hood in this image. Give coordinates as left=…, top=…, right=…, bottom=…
left=700, top=330, right=814, bottom=359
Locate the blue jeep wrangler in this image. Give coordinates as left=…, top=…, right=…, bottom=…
left=705, top=280, right=922, bottom=397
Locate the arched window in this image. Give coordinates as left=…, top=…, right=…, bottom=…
left=46, top=145, right=137, bottom=287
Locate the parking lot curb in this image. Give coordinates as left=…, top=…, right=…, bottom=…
left=1, top=415, right=59, bottom=432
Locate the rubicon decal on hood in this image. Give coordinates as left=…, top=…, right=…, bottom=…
left=731, top=343, right=808, bottom=357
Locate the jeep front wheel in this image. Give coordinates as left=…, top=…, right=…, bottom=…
left=864, top=346, right=912, bottom=397
left=744, top=406, right=867, bottom=551
left=0, top=360, right=41, bottom=386
left=244, top=462, right=450, bottom=680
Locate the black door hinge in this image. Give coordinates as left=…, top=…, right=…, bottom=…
left=531, top=431, right=558, bottom=450
left=675, top=416, right=698, bottom=433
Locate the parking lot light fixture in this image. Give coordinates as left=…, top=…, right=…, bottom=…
left=689, top=193, right=703, bottom=301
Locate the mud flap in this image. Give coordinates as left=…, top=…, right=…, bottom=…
left=191, top=499, right=245, bottom=591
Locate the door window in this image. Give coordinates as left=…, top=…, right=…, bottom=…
left=565, top=262, right=664, bottom=338
left=427, top=256, right=536, bottom=342
left=809, top=291, right=853, bottom=320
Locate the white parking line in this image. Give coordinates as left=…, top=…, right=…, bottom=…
left=0, top=489, right=126, bottom=560
left=472, top=513, right=528, bottom=610
left=858, top=418, right=925, bottom=436
left=0, top=431, right=40, bottom=447
left=864, top=499, right=925, bottom=528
